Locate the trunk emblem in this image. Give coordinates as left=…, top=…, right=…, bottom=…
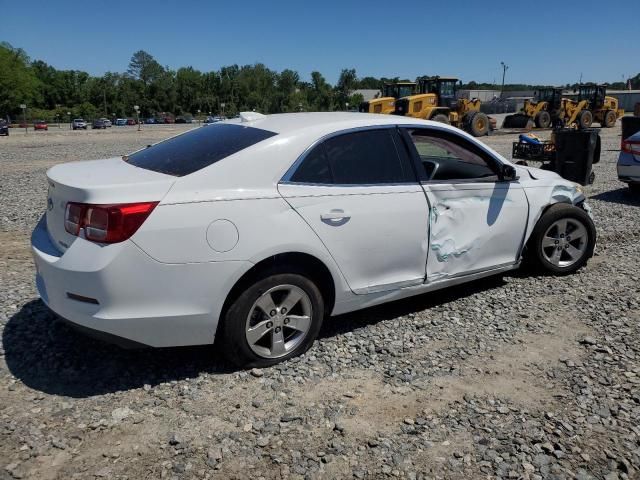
left=47, top=197, right=54, bottom=211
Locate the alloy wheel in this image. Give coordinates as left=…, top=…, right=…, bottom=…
left=541, top=218, right=589, bottom=268
left=245, top=284, right=313, bottom=359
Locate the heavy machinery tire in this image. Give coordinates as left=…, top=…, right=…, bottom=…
left=526, top=203, right=596, bottom=275
left=577, top=110, right=593, bottom=129
left=602, top=110, right=617, bottom=128
left=431, top=113, right=450, bottom=125
left=466, top=112, right=490, bottom=137
left=535, top=110, right=551, bottom=129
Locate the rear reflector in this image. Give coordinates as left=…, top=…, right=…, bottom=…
left=66, top=292, right=100, bottom=304
left=64, top=201, right=158, bottom=243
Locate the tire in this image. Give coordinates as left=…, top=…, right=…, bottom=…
left=629, top=183, right=640, bottom=194
left=535, top=110, right=551, bottom=129
left=431, top=113, right=450, bottom=125
left=602, top=110, right=616, bottom=128
left=577, top=110, right=593, bottom=129
left=466, top=112, right=489, bottom=137
left=220, top=272, right=325, bottom=368
left=526, top=203, right=596, bottom=275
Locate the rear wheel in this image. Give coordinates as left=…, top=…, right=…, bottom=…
left=221, top=273, right=324, bottom=368
left=535, top=110, right=551, bottom=128
left=602, top=110, right=616, bottom=128
left=431, top=113, right=450, bottom=125
left=527, top=204, right=596, bottom=275
left=466, top=112, right=489, bottom=137
left=577, top=110, right=593, bottom=129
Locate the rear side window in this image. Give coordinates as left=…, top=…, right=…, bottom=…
left=125, top=123, right=277, bottom=176
left=326, top=129, right=413, bottom=184
left=290, top=144, right=332, bottom=184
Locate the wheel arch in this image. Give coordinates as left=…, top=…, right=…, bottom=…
left=220, top=251, right=337, bottom=330
left=522, top=197, right=580, bottom=254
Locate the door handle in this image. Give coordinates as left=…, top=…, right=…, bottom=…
left=320, top=210, right=351, bottom=221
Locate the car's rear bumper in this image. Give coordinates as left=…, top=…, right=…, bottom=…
left=617, top=153, right=640, bottom=183
left=31, top=215, right=250, bottom=347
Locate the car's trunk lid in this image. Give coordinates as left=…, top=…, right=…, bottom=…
left=46, top=157, right=176, bottom=252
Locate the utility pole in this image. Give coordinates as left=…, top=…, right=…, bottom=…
left=500, top=62, right=509, bottom=97
left=20, top=104, right=27, bottom=134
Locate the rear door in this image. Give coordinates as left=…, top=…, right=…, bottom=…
left=278, top=127, right=430, bottom=294
left=401, top=127, right=528, bottom=280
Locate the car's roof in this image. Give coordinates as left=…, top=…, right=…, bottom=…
left=233, top=112, right=441, bottom=135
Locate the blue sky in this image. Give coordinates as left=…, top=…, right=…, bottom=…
left=1, top=0, right=637, bottom=85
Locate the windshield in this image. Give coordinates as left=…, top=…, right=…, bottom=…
left=125, top=123, right=277, bottom=176
left=397, top=85, right=414, bottom=98
left=439, top=81, right=456, bottom=97
left=579, top=87, right=596, bottom=99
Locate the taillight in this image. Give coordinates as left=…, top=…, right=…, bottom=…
left=64, top=202, right=158, bottom=243
left=621, top=139, right=640, bottom=156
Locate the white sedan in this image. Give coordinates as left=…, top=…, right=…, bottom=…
left=32, top=112, right=596, bottom=367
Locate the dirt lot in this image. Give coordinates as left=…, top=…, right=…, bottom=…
left=0, top=122, right=639, bottom=480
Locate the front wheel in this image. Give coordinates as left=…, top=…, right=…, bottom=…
left=527, top=204, right=596, bottom=275
left=431, top=113, right=450, bottom=125
left=535, top=110, right=551, bottom=128
left=602, top=110, right=616, bottom=128
left=220, top=273, right=325, bottom=368
left=577, top=110, right=593, bottom=129
left=466, top=112, right=489, bottom=137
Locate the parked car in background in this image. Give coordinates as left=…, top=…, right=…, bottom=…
left=115, top=118, right=127, bottom=126
left=34, top=120, right=49, bottom=131
left=92, top=119, right=107, bottom=129
left=144, top=118, right=157, bottom=124
left=101, top=118, right=112, bottom=127
left=0, top=120, right=8, bottom=136
left=126, top=118, right=137, bottom=126
left=31, top=112, right=596, bottom=367
left=72, top=119, right=87, bottom=130
left=618, top=130, right=640, bottom=193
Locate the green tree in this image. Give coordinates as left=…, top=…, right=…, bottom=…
left=336, top=68, right=357, bottom=109
left=0, top=42, right=41, bottom=118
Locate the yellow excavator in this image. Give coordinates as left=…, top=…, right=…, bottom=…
left=503, top=87, right=564, bottom=129
left=393, top=76, right=490, bottom=136
left=573, top=83, right=624, bottom=128
left=359, top=82, right=416, bottom=114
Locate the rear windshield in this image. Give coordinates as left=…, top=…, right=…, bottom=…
left=125, top=123, right=277, bottom=176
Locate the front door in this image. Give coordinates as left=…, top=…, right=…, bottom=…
left=401, top=127, right=528, bottom=281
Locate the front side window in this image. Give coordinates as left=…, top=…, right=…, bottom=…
left=406, top=129, right=499, bottom=182
left=126, top=123, right=277, bottom=177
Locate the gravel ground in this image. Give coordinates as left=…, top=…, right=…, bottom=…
left=1, top=122, right=639, bottom=480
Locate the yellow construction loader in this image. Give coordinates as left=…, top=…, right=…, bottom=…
left=574, top=83, right=624, bottom=128
left=503, top=87, right=564, bottom=129
left=359, top=82, right=416, bottom=115
left=393, top=76, right=490, bottom=136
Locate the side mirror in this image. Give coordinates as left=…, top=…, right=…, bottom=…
left=501, top=164, right=518, bottom=181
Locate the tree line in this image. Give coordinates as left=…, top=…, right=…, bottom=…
left=1, top=42, right=638, bottom=122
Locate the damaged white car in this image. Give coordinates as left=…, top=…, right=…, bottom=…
left=32, top=112, right=596, bottom=367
